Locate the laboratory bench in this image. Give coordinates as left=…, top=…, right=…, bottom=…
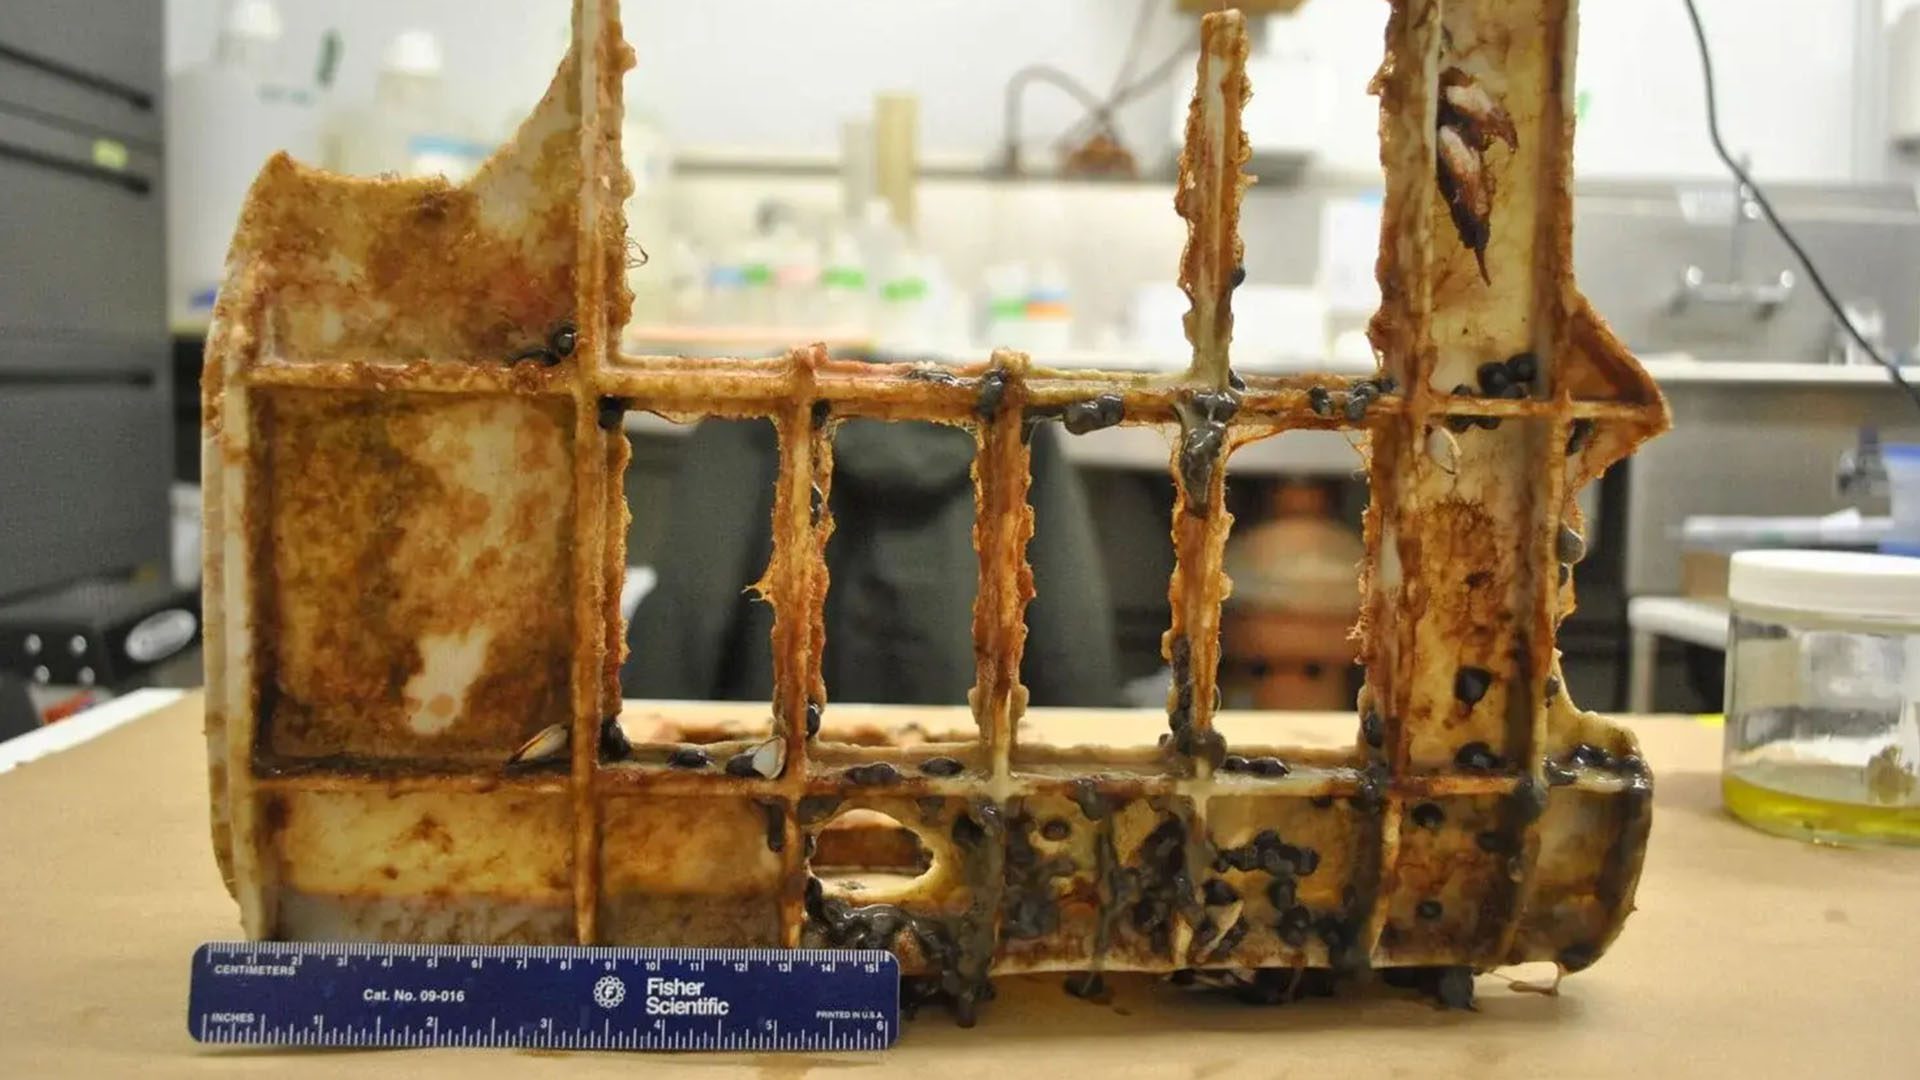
left=3, top=692, right=1918, bottom=1077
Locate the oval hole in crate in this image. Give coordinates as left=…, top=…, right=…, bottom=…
left=813, top=809, right=935, bottom=902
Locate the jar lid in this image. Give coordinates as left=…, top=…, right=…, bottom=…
left=1728, top=549, right=1920, bottom=619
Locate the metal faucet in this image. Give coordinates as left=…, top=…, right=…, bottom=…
left=1837, top=427, right=1887, bottom=501
left=1669, top=165, right=1795, bottom=319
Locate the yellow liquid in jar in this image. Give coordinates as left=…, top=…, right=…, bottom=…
left=1724, top=761, right=1920, bottom=846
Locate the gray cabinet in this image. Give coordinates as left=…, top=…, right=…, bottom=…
left=0, top=0, right=169, bottom=600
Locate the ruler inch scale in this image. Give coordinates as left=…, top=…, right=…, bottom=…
left=188, top=941, right=899, bottom=1053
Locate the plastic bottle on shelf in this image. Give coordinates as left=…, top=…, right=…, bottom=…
left=817, top=229, right=871, bottom=338
left=328, top=30, right=489, bottom=181
left=983, top=263, right=1031, bottom=354
left=1024, top=261, right=1074, bottom=358
left=854, top=200, right=906, bottom=287
left=703, top=251, right=747, bottom=330
left=664, top=237, right=706, bottom=326
left=164, top=0, right=323, bottom=327
left=768, top=222, right=821, bottom=331
left=874, top=252, right=932, bottom=360
left=623, top=111, right=676, bottom=325
left=925, top=263, right=973, bottom=358
left=857, top=200, right=923, bottom=358
left=735, top=233, right=776, bottom=330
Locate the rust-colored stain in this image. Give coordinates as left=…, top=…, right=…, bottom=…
left=260, top=390, right=575, bottom=763
left=202, top=0, right=1667, bottom=1025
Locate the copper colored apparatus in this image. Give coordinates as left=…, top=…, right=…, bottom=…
left=201, top=0, right=1668, bottom=1023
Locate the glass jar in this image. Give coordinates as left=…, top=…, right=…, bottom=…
left=1723, top=550, right=1920, bottom=844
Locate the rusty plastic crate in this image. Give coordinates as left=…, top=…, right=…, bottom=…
left=201, top=0, right=1667, bottom=1023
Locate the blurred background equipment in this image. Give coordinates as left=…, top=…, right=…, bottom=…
left=325, top=27, right=488, bottom=181
left=1220, top=480, right=1362, bottom=711
left=2, top=1, right=185, bottom=711
left=1888, top=442, right=1920, bottom=554
left=163, top=0, right=322, bottom=328
left=7, top=0, right=1900, bottom=725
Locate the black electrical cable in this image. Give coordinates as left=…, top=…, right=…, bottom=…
left=1680, top=0, right=1920, bottom=411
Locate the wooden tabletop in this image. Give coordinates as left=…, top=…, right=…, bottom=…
left=3, top=693, right=1917, bottom=1078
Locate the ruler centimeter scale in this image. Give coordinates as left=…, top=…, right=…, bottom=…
left=187, top=942, right=899, bottom=1052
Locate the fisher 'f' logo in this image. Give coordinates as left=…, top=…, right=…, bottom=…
left=592, top=975, right=625, bottom=1009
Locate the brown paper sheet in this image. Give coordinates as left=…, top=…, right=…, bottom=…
left=3, top=694, right=1917, bottom=1077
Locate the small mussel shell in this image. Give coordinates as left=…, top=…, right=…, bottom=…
left=842, top=761, right=902, bottom=787
left=1566, top=418, right=1595, bottom=455
left=1453, top=666, right=1493, bottom=706
left=973, top=368, right=1010, bottom=421
left=724, top=738, right=785, bottom=780
left=1569, top=742, right=1613, bottom=769
left=1202, top=877, right=1240, bottom=906
left=751, top=737, right=786, bottom=778
left=1276, top=904, right=1313, bottom=946
left=1454, top=740, right=1503, bottom=771
left=1061, top=393, right=1126, bottom=435
left=1556, top=525, right=1587, bottom=565
left=1476, top=361, right=1512, bottom=395
left=508, top=723, right=568, bottom=765
left=598, top=715, right=633, bottom=761
left=1196, top=900, right=1245, bottom=956
left=667, top=746, right=711, bottom=770
left=1361, top=709, right=1385, bottom=749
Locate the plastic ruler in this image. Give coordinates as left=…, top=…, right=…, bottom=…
left=187, top=942, right=899, bottom=1052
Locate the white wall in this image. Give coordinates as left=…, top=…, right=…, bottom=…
left=1573, top=0, right=1859, bottom=181
left=167, top=1, right=574, bottom=139
left=1289, top=0, right=1863, bottom=182
left=166, top=0, right=1874, bottom=182
left=166, top=0, right=1191, bottom=164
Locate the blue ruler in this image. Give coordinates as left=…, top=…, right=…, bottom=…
left=187, top=942, right=899, bottom=1052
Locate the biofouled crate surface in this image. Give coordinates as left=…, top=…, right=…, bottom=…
left=202, top=0, right=1668, bottom=1024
